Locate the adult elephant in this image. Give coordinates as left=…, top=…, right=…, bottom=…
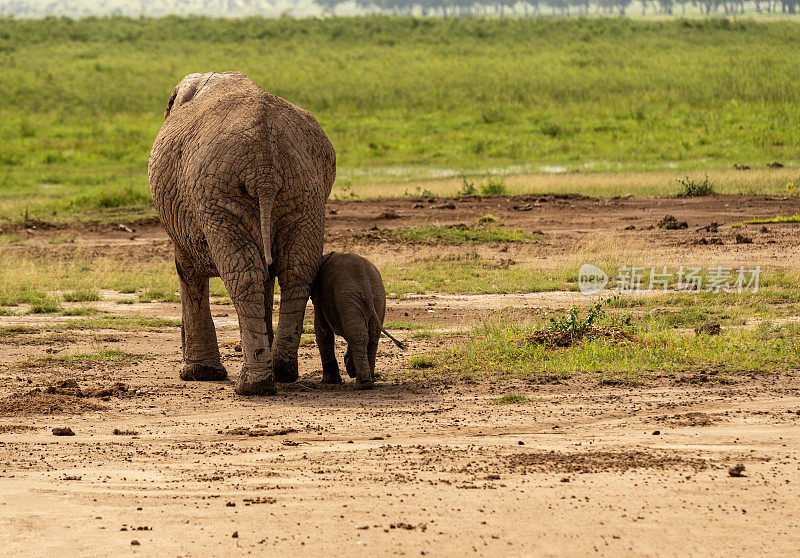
left=148, top=71, right=335, bottom=396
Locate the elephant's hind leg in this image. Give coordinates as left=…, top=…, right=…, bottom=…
left=315, top=311, right=341, bottom=384
left=206, top=227, right=275, bottom=396
left=176, top=253, right=226, bottom=381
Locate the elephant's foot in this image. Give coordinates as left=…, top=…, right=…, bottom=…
left=235, top=365, right=277, bottom=396
left=344, top=352, right=356, bottom=378
left=354, top=378, right=374, bottom=390
left=180, top=362, right=227, bottom=381
left=273, top=358, right=299, bottom=383
left=321, top=361, right=342, bottom=384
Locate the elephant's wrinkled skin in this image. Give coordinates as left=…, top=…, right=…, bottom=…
left=148, top=71, right=335, bottom=396
left=311, top=252, right=405, bottom=389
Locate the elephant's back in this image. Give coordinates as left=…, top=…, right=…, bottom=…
left=150, top=73, right=335, bottom=196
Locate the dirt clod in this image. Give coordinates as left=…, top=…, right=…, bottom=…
left=735, top=233, right=753, bottom=244
left=378, top=210, right=401, bottom=219
left=52, top=427, right=75, bottom=436
left=657, top=215, right=688, bottom=230
left=729, top=464, right=746, bottom=477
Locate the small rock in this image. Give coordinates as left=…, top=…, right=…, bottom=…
left=52, top=427, right=75, bottom=436
left=517, top=441, right=525, bottom=445
left=232, top=531, right=239, bottom=538
left=728, top=463, right=746, bottom=477
left=560, top=477, right=570, bottom=483
left=130, top=540, right=140, bottom=546
left=652, top=430, right=661, bottom=436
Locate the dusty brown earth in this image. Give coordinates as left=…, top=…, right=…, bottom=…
left=1, top=195, right=800, bottom=556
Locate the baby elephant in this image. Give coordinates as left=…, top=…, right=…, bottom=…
left=312, top=252, right=405, bottom=389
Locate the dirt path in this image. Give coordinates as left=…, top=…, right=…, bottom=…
left=1, top=300, right=799, bottom=556
left=2, top=195, right=800, bottom=555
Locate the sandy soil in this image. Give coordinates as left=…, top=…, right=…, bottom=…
left=2, top=195, right=800, bottom=556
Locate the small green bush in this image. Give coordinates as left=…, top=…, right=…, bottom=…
left=677, top=176, right=714, bottom=197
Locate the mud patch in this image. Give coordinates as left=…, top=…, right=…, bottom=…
left=656, top=412, right=720, bottom=427
left=0, top=391, right=106, bottom=416
left=222, top=426, right=298, bottom=437
left=505, top=450, right=712, bottom=473
left=0, top=424, right=36, bottom=433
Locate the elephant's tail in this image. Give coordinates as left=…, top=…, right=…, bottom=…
left=368, top=303, right=406, bottom=350
left=258, top=192, right=273, bottom=270
left=259, top=192, right=275, bottom=349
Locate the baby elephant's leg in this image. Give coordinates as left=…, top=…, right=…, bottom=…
left=346, top=338, right=373, bottom=390
left=315, top=312, right=341, bottom=384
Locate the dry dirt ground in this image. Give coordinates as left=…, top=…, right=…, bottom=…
left=1, top=195, right=800, bottom=556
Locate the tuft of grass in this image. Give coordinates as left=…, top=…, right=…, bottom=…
left=386, top=225, right=536, bottom=244
left=28, top=296, right=62, bottom=314
left=477, top=214, right=499, bottom=224
left=745, top=214, right=800, bottom=225
left=62, top=289, right=100, bottom=302
left=384, top=321, right=427, bottom=330
left=677, top=176, right=714, bottom=197
left=480, top=177, right=507, bottom=196
left=60, top=315, right=181, bottom=331
left=138, top=289, right=180, bottom=303
left=409, top=355, right=436, bottom=369
left=19, top=349, right=141, bottom=368
left=491, top=393, right=537, bottom=405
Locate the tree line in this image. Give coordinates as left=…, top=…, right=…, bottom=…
left=315, top=0, right=799, bottom=16
left=2, top=0, right=799, bottom=18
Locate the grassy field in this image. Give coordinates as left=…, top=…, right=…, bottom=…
left=2, top=16, right=800, bottom=222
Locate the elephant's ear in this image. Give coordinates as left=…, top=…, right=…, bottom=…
left=164, top=86, right=179, bottom=119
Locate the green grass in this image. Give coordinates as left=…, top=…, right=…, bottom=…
left=62, top=289, right=100, bottom=302
left=385, top=225, right=537, bottom=244
left=491, top=393, right=537, bottom=405
left=2, top=17, right=800, bottom=221
left=409, top=355, right=436, bottom=369
left=19, top=349, right=141, bottom=368
left=60, top=315, right=181, bottom=331
left=411, top=304, right=800, bottom=384
left=138, top=288, right=180, bottom=303
left=382, top=255, right=574, bottom=296
left=745, top=214, right=800, bottom=224
left=384, top=321, right=427, bottom=330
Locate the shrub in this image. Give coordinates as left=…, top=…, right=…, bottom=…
left=677, top=176, right=714, bottom=197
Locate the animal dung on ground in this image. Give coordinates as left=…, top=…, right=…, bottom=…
left=657, top=215, right=688, bottom=230
left=728, top=463, right=746, bottom=477
left=52, top=427, right=75, bottom=436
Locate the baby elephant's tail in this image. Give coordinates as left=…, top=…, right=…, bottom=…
left=369, top=305, right=407, bottom=350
